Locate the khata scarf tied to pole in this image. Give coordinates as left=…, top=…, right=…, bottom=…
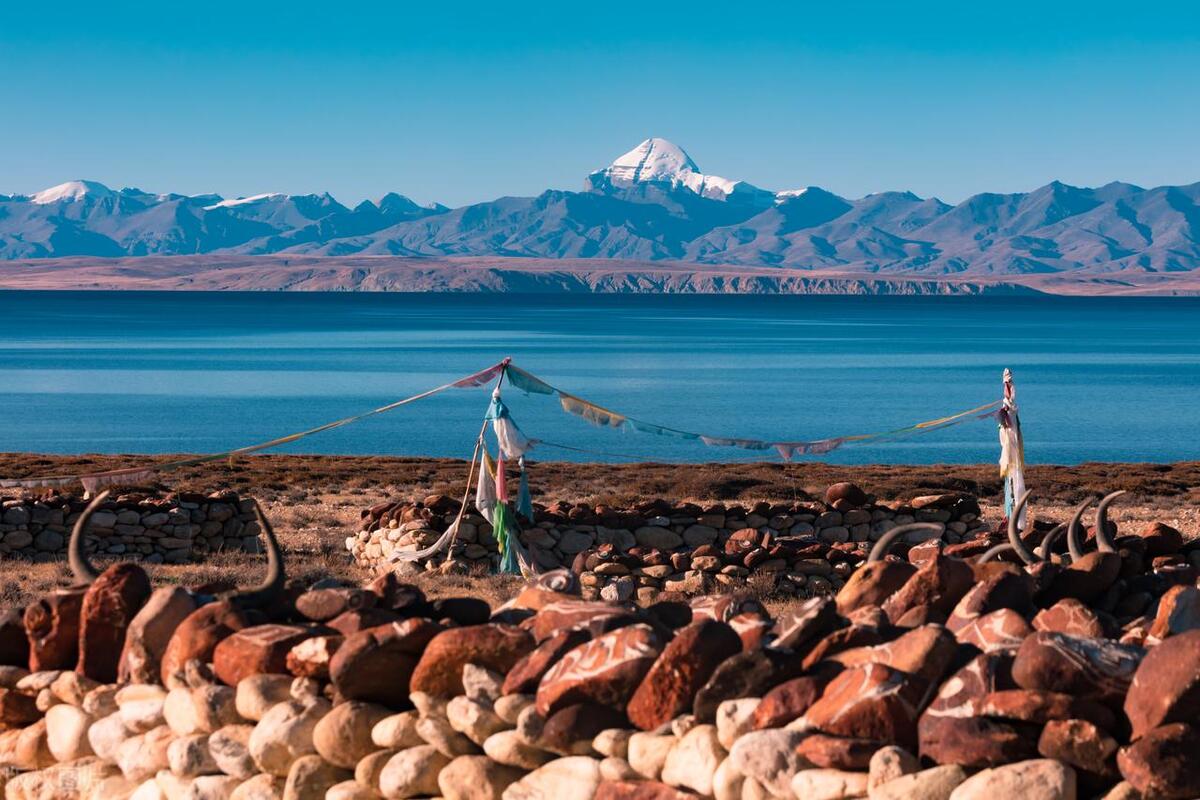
left=998, top=368, right=1027, bottom=526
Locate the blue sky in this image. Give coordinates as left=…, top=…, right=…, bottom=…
left=3, top=1, right=1198, bottom=207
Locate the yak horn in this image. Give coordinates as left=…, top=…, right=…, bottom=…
left=225, top=501, right=286, bottom=608
left=867, top=523, right=945, bottom=564
left=1007, top=490, right=1041, bottom=565
left=1066, top=495, right=1097, bottom=562
left=1035, top=522, right=1067, bottom=560
left=69, top=489, right=110, bottom=585
left=1094, top=490, right=1126, bottom=553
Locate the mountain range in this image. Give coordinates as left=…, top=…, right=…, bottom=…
left=4, top=138, right=1200, bottom=290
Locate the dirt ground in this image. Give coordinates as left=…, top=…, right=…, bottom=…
left=2, top=453, right=1198, bottom=608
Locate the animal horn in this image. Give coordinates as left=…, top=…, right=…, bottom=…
left=69, top=489, right=110, bottom=585
left=226, top=501, right=286, bottom=608
left=1035, top=522, right=1067, bottom=560
left=979, top=542, right=1015, bottom=563
left=867, top=523, right=944, bottom=564
left=1094, top=490, right=1126, bottom=553
left=1007, top=490, right=1041, bottom=565
left=1066, top=495, right=1096, bottom=562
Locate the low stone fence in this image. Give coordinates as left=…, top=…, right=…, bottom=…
left=0, top=491, right=262, bottom=564
left=347, top=483, right=991, bottom=599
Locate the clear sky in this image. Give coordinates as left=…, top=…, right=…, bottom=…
left=3, top=1, right=1198, bottom=207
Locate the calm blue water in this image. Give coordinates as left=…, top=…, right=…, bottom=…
left=1, top=291, right=1198, bottom=465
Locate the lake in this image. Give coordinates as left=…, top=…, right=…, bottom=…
left=1, top=291, right=1198, bottom=465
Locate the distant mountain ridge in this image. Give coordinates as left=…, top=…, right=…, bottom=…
left=4, top=139, right=1200, bottom=281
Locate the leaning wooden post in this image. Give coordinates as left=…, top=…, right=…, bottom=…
left=998, top=368, right=1027, bottom=527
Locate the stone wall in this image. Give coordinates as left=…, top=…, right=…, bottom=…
left=347, top=483, right=990, bottom=600
left=0, top=491, right=262, bottom=564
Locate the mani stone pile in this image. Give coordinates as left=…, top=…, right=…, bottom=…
left=1, top=483, right=1200, bottom=800
left=347, top=484, right=988, bottom=600
left=0, top=491, right=263, bottom=564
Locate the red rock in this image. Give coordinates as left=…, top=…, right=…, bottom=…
left=330, top=618, right=442, bottom=706
left=502, top=628, right=590, bottom=695
left=918, top=715, right=1039, bottom=767
left=536, top=623, right=663, bottom=717
left=1149, top=585, right=1200, bottom=640
left=689, top=594, right=764, bottom=624
left=979, top=689, right=1115, bottom=730
left=770, top=597, right=838, bottom=652
left=212, top=624, right=316, bottom=686
left=595, top=781, right=700, bottom=800
left=954, top=609, right=1033, bottom=654
left=294, top=588, right=376, bottom=621
left=0, top=688, right=40, bottom=728
left=835, top=561, right=917, bottom=617
left=1012, top=631, right=1143, bottom=706
left=692, top=648, right=805, bottom=723
left=411, top=623, right=535, bottom=697
left=802, top=663, right=924, bottom=750
left=327, top=608, right=401, bottom=635
left=829, top=624, right=958, bottom=687
left=1038, top=718, right=1118, bottom=777
left=1039, top=551, right=1121, bottom=605
left=751, top=666, right=840, bottom=729
left=540, top=703, right=629, bottom=754
left=795, top=734, right=884, bottom=770
left=627, top=620, right=742, bottom=730
left=881, top=554, right=974, bottom=624
left=528, top=601, right=637, bottom=642
left=365, top=573, right=428, bottom=615
left=160, top=600, right=259, bottom=688
left=1117, top=723, right=1200, bottom=799
left=1135, top=522, right=1183, bottom=557
left=429, top=597, right=492, bottom=626
left=119, top=587, right=199, bottom=685
left=23, top=588, right=86, bottom=671
left=724, top=528, right=766, bottom=558
left=1032, top=598, right=1110, bottom=639
left=77, top=563, right=152, bottom=683
left=0, top=610, right=30, bottom=668
left=1124, top=629, right=1200, bottom=740
left=802, top=625, right=886, bottom=671
left=729, top=613, right=771, bottom=651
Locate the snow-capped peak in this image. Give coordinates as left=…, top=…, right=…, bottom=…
left=31, top=180, right=114, bottom=205
left=203, top=193, right=285, bottom=211
left=775, top=188, right=809, bottom=203
left=587, top=138, right=774, bottom=206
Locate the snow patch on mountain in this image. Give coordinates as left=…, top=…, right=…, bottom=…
left=203, top=193, right=285, bottom=210
left=31, top=180, right=114, bottom=204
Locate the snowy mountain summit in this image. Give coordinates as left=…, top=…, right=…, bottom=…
left=586, top=138, right=775, bottom=206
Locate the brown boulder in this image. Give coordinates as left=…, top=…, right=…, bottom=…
left=801, top=625, right=887, bottom=671
left=692, top=648, right=805, bottom=722
left=802, top=663, right=924, bottom=750
left=1038, top=718, right=1118, bottom=777
left=1149, top=584, right=1200, bottom=640
left=1039, top=551, right=1122, bottom=605
left=945, top=571, right=1034, bottom=632
left=160, top=600, right=259, bottom=689
left=627, top=620, right=742, bottom=730
left=330, top=618, right=443, bottom=706
left=528, top=601, right=638, bottom=642
left=119, top=587, right=199, bottom=684
left=326, top=608, right=402, bottom=635
left=212, top=624, right=316, bottom=686
left=752, top=666, right=839, bottom=729
left=595, top=780, right=700, bottom=800
left=1012, top=631, right=1143, bottom=706
left=1117, top=723, right=1200, bottom=799
left=829, top=624, right=958, bottom=687
left=540, top=702, right=629, bottom=754
left=795, top=734, right=883, bottom=770
left=286, top=634, right=343, bottom=679
left=825, top=482, right=868, bottom=507
left=411, top=623, right=534, bottom=697
left=1135, top=521, right=1183, bottom=557
left=502, top=628, right=590, bottom=696
left=24, top=588, right=85, bottom=671
left=770, top=597, right=838, bottom=653
left=979, top=688, right=1115, bottom=730
left=881, top=554, right=974, bottom=624
left=918, top=715, right=1039, bottom=768
left=0, top=610, right=30, bottom=668
left=0, top=688, right=41, bottom=728
left=295, top=588, right=375, bottom=622
left=1124, top=628, right=1200, bottom=740
left=536, top=623, right=663, bottom=717
left=77, top=564, right=152, bottom=682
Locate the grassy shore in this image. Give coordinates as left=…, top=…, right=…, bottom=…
left=1, top=453, right=1198, bottom=606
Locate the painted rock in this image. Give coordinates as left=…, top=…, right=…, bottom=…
left=692, top=648, right=805, bottom=723
left=802, top=663, right=924, bottom=750
left=1032, top=598, right=1111, bottom=639
left=1037, top=718, right=1118, bottom=778
left=751, top=663, right=841, bottom=730
left=1123, top=628, right=1200, bottom=739
left=829, top=623, right=958, bottom=686
left=295, top=587, right=376, bottom=621
left=24, top=587, right=86, bottom=671
left=527, top=601, right=637, bottom=642
left=836, top=561, right=917, bottom=617
left=770, top=596, right=838, bottom=653
left=160, top=600, right=260, bottom=689
left=77, top=563, right=152, bottom=683
left=213, top=624, right=317, bottom=686
left=119, top=586, right=199, bottom=685
left=954, top=609, right=1033, bottom=654
left=536, top=623, right=663, bottom=717
left=1116, top=722, right=1200, bottom=799
left=1012, top=631, right=1143, bottom=706
left=881, top=553, right=974, bottom=624
left=1149, top=584, right=1200, bottom=640
left=946, top=571, right=1034, bottom=632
